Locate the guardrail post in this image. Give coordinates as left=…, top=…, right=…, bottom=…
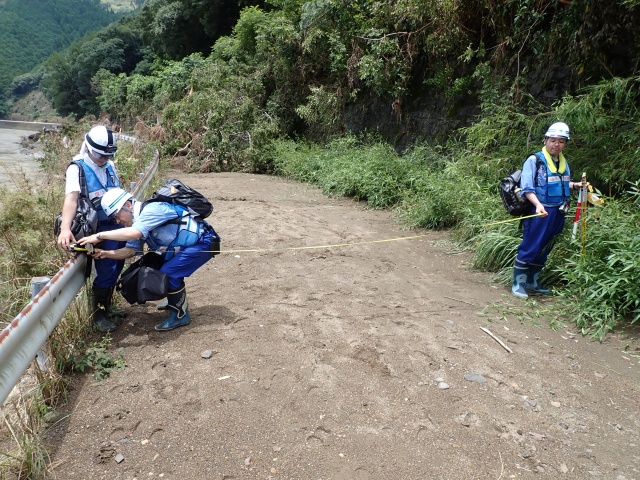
left=31, top=277, right=52, bottom=371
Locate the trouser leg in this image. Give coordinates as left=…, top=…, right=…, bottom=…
left=92, top=286, right=118, bottom=333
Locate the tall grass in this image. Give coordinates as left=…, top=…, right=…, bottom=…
left=0, top=123, right=152, bottom=478
left=554, top=187, right=640, bottom=339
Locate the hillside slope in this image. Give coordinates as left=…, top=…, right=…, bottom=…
left=0, top=0, right=135, bottom=94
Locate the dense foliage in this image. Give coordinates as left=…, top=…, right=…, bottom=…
left=137, top=0, right=265, bottom=60
left=0, top=0, right=121, bottom=97
left=41, top=20, right=149, bottom=118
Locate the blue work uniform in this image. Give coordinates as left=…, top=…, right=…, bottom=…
left=516, top=151, right=571, bottom=266
left=125, top=202, right=220, bottom=290
left=72, top=157, right=126, bottom=288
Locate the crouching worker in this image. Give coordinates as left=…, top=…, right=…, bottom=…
left=78, top=188, right=221, bottom=331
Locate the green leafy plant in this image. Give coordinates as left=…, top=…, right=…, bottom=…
left=70, top=338, right=126, bottom=381
left=554, top=189, right=640, bottom=339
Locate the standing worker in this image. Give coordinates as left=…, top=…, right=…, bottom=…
left=77, top=188, right=220, bottom=331
left=56, top=125, right=126, bottom=332
left=512, top=122, right=586, bottom=298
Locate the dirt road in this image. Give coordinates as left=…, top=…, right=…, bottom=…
left=46, top=172, right=640, bottom=479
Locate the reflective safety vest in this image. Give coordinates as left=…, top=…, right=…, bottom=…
left=77, top=160, right=121, bottom=222
left=145, top=204, right=205, bottom=260
left=533, top=153, right=571, bottom=206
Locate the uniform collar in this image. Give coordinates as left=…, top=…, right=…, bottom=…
left=133, top=199, right=141, bottom=219
left=83, top=152, right=109, bottom=169
left=541, top=146, right=567, bottom=174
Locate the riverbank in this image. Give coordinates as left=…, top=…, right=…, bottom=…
left=0, top=120, right=61, bottom=131
left=0, top=126, right=46, bottom=189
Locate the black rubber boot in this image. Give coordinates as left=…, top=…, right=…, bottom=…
left=155, top=286, right=191, bottom=332
left=92, top=286, right=118, bottom=333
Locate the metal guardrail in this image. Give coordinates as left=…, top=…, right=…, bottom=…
left=0, top=120, right=61, bottom=131
left=0, top=140, right=159, bottom=405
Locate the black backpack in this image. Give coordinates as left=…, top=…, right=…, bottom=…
left=499, top=153, right=543, bottom=216
left=54, top=160, right=99, bottom=239
left=142, top=179, right=213, bottom=219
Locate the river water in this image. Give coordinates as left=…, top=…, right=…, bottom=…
left=0, top=127, right=44, bottom=189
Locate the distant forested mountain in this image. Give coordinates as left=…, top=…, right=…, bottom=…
left=0, top=0, right=126, bottom=95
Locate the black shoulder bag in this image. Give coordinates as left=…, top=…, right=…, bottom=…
left=54, top=161, right=99, bottom=240
left=116, top=252, right=168, bottom=305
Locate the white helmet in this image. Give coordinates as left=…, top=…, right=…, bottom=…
left=85, top=125, right=117, bottom=157
left=101, top=188, right=132, bottom=218
left=545, top=122, right=570, bottom=140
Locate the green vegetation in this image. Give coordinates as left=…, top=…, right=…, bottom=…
left=1, top=1, right=639, bottom=474
left=0, top=0, right=123, bottom=96
left=67, top=337, right=126, bottom=381
left=41, top=21, right=148, bottom=118
left=0, top=125, right=152, bottom=478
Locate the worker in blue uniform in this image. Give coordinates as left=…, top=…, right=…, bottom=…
left=77, top=188, right=220, bottom=331
left=57, top=125, right=126, bottom=332
left=512, top=122, right=586, bottom=299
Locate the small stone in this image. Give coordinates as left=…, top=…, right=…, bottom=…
left=115, top=454, right=125, bottom=464
left=560, top=463, right=569, bottom=473
left=141, top=439, right=149, bottom=445
left=201, top=350, right=213, bottom=359
left=464, top=373, right=487, bottom=384
left=437, top=382, right=450, bottom=390
left=550, top=401, right=561, bottom=408
left=521, top=450, right=534, bottom=459
left=43, top=411, right=60, bottom=424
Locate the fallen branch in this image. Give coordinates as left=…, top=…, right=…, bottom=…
left=174, top=139, right=193, bottom=157
left=480, top=327, right=513, bottom=353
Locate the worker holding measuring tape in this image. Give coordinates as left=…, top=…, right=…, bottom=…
left=511, top=122, right=588, bottom=299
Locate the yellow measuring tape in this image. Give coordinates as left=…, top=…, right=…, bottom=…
left=83, top=215, right=545, bottom=257
left=480, top=212, right=545, bottom=228
left=80, top=213, right=550, bottom=257
left=133, top=215, right=536, bottom=255
left=164, top=234, right=434, bottom=255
